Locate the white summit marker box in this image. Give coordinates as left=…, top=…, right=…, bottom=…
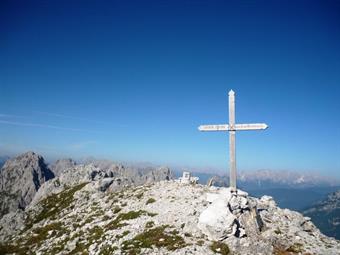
left=198, top=90, right=268, bottom=191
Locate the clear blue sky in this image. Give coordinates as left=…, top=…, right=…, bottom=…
left=1, top=0, right=339, bottom=176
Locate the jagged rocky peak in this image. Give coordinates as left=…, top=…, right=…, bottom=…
left=0, top=151, right=54, bottom=217
left=49, top=158, right=76, bottom=177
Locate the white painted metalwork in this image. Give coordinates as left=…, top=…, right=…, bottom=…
left=198, top=123, right=267, bottom=132
left=198, top=90, right=268, bottom=191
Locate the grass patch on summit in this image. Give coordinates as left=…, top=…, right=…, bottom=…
left=106, top=210, right=157, bottom=230
left=26, top=222, right=67, bottom=245
left=0, top=221, right=68, bottom=254
left=121, top=225, right=187, bottom=254
left=286, top=243, right=304, bottom=253
left=28, top=182, right=88, bottom=225
left=210, top=241, right=230, bottom=255
left=146, top=198, right=156, bottom=205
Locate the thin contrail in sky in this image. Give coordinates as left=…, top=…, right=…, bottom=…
left=0, top=114, right=28, bottom=118
left=0, top=120, right=101, bottom=133
left=33, top=111, right=126, bottom=126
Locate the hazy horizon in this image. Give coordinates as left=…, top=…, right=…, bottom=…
left=1, top=150, right=339, bottom=183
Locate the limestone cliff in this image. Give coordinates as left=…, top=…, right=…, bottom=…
left=0, top=152, right=54, bottom=217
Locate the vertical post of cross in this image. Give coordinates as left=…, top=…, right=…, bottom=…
left=228, top=90, right=236, bottom=191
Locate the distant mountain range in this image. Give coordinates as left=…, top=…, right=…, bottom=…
left=174, top=169, right=339, bottom=189
left=303, top=190, right=340, bottom=240
left=175, top=169, right=340, bottom=210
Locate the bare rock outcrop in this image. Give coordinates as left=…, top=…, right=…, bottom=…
left=30, top=162, right=173, bottom=206
left=0, top=152, right=54, bottom=217
left=49, top=158, right=76, bottom=177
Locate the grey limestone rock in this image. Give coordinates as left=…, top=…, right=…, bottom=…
left=49, top=158, right=76, bottom=177
left=0, top=210, right=25, bottom=241
left=0, top=151, right=54, bottom=217
left=30, top=160, right=173, bottom=205
left=0, top=180, right=339, bottom=255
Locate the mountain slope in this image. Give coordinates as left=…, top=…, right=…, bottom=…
left=0, top=180, right=339, bottom=254
left=0, top=152, right=173, bottom=219
left=303, top=190, right=340, bottom=239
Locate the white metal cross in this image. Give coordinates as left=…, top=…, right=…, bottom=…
left=198, top=90, right=268, bottom=191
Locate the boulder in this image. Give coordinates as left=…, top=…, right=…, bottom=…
left=198, top=197, right=236, bottom=240
left=96, top=177, right=115, bottom=192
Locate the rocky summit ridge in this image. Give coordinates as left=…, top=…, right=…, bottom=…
left=0, top=182, right=339, bottom=254
left=0, top=152, right=339, bottom=255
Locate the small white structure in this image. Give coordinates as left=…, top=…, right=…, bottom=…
left=179, top=171, right=199, bottom=184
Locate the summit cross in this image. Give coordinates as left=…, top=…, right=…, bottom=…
left=198, top=90, right=268, bottom=191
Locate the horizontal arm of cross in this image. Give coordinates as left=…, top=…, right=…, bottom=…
left=198, top=123, right=268, bottom=131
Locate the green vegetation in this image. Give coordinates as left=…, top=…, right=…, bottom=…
left=0, top=243, right=29, bottom=255
left=102, top=215, right=110, bottom=221
left=0, top=221, right=68, bottom=255
left=28, top=182, right=88, bottom=226
left=286, top=243, right=304, bottom=253
left=274, top=228, right=282, bottom=235
left=135, top=193, right=144, bottom=199
left=84, top=216, right=95, bottom=224
left=146, top=198, right=156, bottom=205
left=100, top=245, right=118, bottom=255
left=106, top=210, right=156, bottom=230
left=210, top=241, right=230, bottom=255
left=116, top=230, right=130, bottom=240
left=26, top=222, right=67, bottom=245
left=147, top=212, right=157, bottom=217
left=121, top=225, right=187, bottom=254
left=113, top=206, right=121, bottom=214
left=66, top=227, right=104, bottom=254
left=145, top=221, right=155, bottom=228
left=196, top=240, right=205, bottom=246
left=87, top=226, right=104, bottom=243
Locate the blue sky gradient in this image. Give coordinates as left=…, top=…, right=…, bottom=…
left=1, top=0, right=339, bottom=176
